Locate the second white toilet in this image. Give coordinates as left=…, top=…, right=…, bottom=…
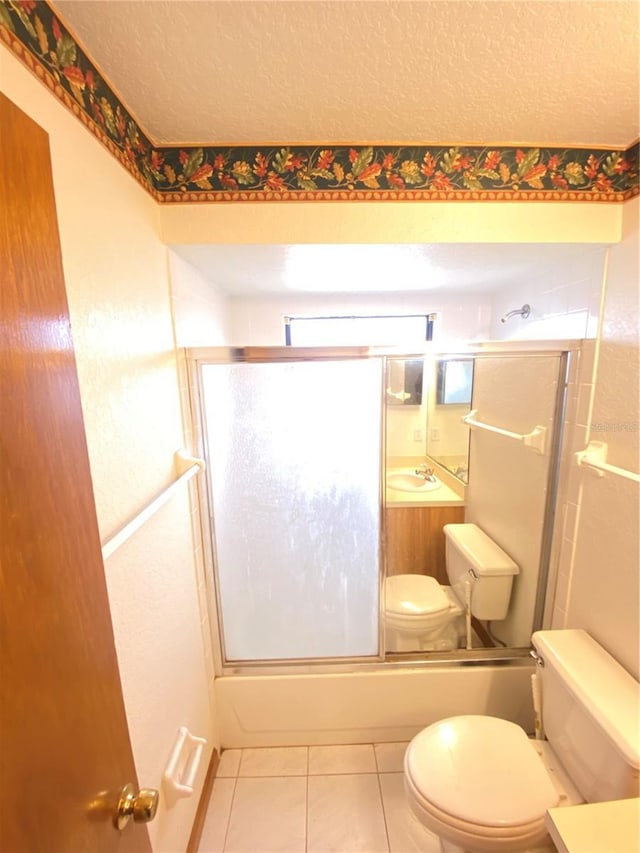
left=384, top=522, right=519, bottom=652
left=403, top=629, right=640, bottom=852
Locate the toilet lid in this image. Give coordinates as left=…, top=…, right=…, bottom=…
left=406, top=716, right=560, bottom=827
left=385, top=575, right=450, bottom=617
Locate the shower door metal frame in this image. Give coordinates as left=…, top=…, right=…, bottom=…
left=187, top=345, right=389, bottom=673
left=184, top=341, right=578, bottom=677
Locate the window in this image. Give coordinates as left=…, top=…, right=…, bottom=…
left=284, top=313, right=436, bottom=346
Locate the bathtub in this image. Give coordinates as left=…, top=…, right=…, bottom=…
left=215, top=659, right=534, bottom=747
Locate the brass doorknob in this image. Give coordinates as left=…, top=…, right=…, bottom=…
left=114, top=783, right=160, bottom=830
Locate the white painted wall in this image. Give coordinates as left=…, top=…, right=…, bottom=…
left=552, top=200, right=639, bottom=679
left=490, top=246, right=606, bottom=341
left=1, top=48, right=215, bottom=852
left=169, top=250, right=231, bottom=347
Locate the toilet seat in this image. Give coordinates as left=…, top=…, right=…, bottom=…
left=385, top=575, right=450, bottom=618
left=404, top=716, right=561, bottom=852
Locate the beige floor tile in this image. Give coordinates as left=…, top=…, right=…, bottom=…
left=198, top=778, right=236, bottom=853
left=224, top=776, right=306, bottom=852
left=374, top=742, right=410, bottom=773
left=379, top=772, right=441, bottom=853
left=307, top=774, right=389, bottom=852
left=238, top=746, right=308, bottom=777
left=217, top=748, right=242, bottom=777
left=308, top=744, right=377, bottom=775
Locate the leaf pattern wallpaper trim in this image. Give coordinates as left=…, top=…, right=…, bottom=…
left=1, top=0, right=638, bottom=205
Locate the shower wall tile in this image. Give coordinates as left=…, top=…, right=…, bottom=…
left=564, top=465, right=583, bottom=507
left=554, top=564, right=572, bottom=612
left=563, top=202, right=640, bottom=679
left=579, top=339, right=598, bottom=383
left=562, top=502, right=579, bottom=542
left=490, top=246, right=606, bottom=341
left=551, top=606, right=568, bottom=629
left=567, top=422, right=589, bottom=455
left=575, top=383, right=593, bottom=428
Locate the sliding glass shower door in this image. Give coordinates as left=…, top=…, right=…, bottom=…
left=200, top=357, right=383, bottom=662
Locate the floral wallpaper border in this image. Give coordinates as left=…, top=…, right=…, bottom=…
left=2, top=0, right=638, bottom=205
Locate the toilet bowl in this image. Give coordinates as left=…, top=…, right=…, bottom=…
left=403, top=630, right=640, bottom=853
left=384, top=523, right=519, bottom=652
left=404, top=716, right=580, bottom=852
left=384, top=574, right=465, bottom=651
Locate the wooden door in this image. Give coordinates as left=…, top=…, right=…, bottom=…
left=0, top=94, right=151, bottom=852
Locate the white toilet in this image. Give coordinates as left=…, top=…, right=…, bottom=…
left=384, top=523, right=519, bottom=652
left=384, top=574, right=465, bottom=651
left=404, top=629, right=640, bottom=852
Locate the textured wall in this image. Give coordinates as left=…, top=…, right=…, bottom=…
left=1, top=48, right=214, bottom=852
left=555, top=200, right=639, bottom=678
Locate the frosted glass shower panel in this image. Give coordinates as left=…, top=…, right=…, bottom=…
left=201, top=359, right=383, bottom=661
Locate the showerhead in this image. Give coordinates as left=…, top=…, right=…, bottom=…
left=501, top=304, right=531, bottom=324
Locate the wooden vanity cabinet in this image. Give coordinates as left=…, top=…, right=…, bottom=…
left=385, top=505, right=465, bottom=584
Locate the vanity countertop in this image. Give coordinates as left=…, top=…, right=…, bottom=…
left=545, top=798, right=640, bottom=853
left=385, top=478, right=465, bottom=508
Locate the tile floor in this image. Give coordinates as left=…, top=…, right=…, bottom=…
left=198, top=743, right=442, bottom=853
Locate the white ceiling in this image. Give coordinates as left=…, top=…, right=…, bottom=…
left=55, top=1, right=639, bottom=147
left=171, top=242, right=607, bottom=295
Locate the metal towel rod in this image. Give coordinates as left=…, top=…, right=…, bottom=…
left=101, top=449, right=206, bottom=560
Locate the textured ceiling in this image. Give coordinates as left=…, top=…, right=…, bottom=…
left=55, top=0, right=639, bottom=147
left=171, top=243, right=606, bottom=295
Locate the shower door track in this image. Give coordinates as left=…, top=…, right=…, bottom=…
left=219, top=647, right=535, bottom=677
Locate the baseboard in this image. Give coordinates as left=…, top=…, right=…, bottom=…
left=186, top=748, right=220, bottom=853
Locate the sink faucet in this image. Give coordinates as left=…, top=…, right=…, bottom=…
left=415, top=464, right=437, bottom=482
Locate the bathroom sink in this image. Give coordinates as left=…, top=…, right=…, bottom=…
left=387, top=470, right=441, bottom=492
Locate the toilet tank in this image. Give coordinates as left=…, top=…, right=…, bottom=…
left=443, top=523, right=519, bottom=620
left=532, top=629, right=640, bottom=803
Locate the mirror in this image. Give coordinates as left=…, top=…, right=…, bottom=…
left=385, top=358, right=424, bottom=405
left=384, top=354, right=471, bottom=655
left=384, top=350, right=565, bottom=657
left=436, top=358, right=473, bottom=406
left=428, top=359, right=474, bottom=484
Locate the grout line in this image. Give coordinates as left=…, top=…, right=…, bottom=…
left=305, top=753, right=310, bottom=853
left=221, top=774, right=238, bottom=853
left=233, top=772, right=309, bottom=778
left=376, top=771, right=392, bottom=853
